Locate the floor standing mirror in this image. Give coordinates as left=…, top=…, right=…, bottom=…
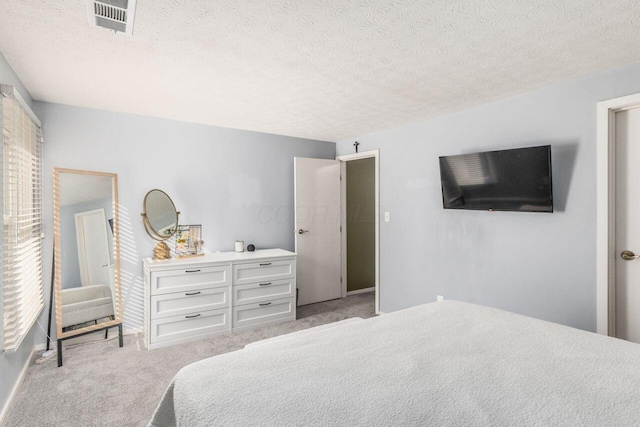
left=53, top=168, right=123, bottom=367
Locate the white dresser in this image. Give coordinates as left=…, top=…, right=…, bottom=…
left=143, top=249, right=296, bottom=350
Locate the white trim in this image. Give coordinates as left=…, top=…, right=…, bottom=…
left=340, top=160, right=347, bottom=299
left=596, top=92, right=640, bottom=336
left=336, top=151, right=377, bottom=161
left=346, top=287, right=375, bottom=296
left=124, top=326, right=143, bottom=335
left=337, top=149, right=380, bottom=315
left=0, top=347, right=38, bottom=424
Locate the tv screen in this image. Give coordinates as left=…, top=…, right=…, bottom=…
left=439, top=145, right=553, bottom=213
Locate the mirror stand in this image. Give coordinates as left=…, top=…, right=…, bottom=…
left=47, top=247, right=124, bottom=367
left=56, top=323, right=123, bottom=367
left=153, top=241, right=171, bottom=260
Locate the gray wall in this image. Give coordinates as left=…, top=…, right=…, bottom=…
left=346, top=158, right=375, bottom=292
left=35, top=102, right=335, bottom=341
left=337, top=60, right=640, bottom=332
left=60, top=197, right=114, bottom=289
left=0, top=52, right=37, bottom=420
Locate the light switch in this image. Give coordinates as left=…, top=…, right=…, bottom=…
left=384, top=212, right=390, bottom=222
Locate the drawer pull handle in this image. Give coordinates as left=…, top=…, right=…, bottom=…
left=185, top=269, right=201, bottom=273
left=259, top=263, right=272, bottom=266
left=259, top=302, right=272, bottom=306
left=259, top=282, right=272, bottom=286
left=185, top=291, right=201, bottom=296
left=185, top=314, right=201, bottom=319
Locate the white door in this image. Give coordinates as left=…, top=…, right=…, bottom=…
left=615, top=106, right=640, bottom=344
left=75, top=209, right=111, bottom=287
left=294, top=158, right=341, bottom=305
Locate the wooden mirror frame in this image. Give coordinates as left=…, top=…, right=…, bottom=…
left=53, top=168, right=122, bottom=340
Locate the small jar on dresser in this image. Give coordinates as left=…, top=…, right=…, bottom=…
left=143, top=249, right=296, bottom=350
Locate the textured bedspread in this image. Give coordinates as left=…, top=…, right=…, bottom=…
left=149, top=301, right=640, bottom=426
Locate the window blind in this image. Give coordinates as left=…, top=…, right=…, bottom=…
left=1, top=85, right=44, bottom=353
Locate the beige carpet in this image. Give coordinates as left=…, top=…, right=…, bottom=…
left=4, top=293, right=375, bottom=427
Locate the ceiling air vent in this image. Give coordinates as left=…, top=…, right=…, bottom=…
left=86, top=0, right=137, bottom=35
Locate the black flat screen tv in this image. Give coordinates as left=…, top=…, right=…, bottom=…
left=439, top=145, right=553, bottom=213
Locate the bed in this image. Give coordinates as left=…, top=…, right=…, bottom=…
left=149, top=301, right=640, bottom=426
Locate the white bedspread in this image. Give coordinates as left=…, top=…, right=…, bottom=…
left=149, top=301, right=640, bottom=426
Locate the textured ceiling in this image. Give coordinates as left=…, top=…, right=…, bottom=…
left=1, top=1, right=640, bottom=142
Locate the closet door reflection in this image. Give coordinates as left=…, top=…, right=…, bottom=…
left=54, top=168, right=122, bottom=366
left=75, top=209, right=112, bottom=288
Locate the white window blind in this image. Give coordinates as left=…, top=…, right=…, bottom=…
left=1, top=85, right=44, bottom=353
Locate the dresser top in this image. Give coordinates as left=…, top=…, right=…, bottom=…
left=143, top=248, right=296, bottom=268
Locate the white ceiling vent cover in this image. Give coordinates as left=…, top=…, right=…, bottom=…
left=86, top=0, right=137, bottom=35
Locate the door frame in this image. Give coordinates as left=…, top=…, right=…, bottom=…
left=596, top=93, right=640, bottom=336
left=337, top=149, right=380, bottom=315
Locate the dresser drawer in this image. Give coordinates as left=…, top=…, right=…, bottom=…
left=233, top=278, right=295, bottom=306
left=151, top=287, right=230, bottom=319
left=233, top=259, right=295, bottom=285
left=150, top=308, right=230, bottom=343
left=232, top=297, right=294, bottom=329
left=150, top=265, right=230, bottom=296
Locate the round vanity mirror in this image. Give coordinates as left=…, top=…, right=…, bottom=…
left=143, top=190, right=178, bottom=239
left=142, top=190, right=180, bottom=259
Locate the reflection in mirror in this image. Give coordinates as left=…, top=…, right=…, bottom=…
left=144, top=189, right=178, bottom=239
left=59, top=173, right=114, bottom=292
left=54, top=169, right=122, bottom=366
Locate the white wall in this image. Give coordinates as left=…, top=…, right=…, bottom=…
left=35, top=102, right=335, bottom=341
left=0, top=52, right=38, bottom=422
left=337, top=61, right=640, bottom=332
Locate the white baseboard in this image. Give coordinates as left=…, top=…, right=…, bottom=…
left=124, top=326, right=142, bottom=335
left=346, top=287, right=375, bottom=296
left=0, top=346, right=37, bottom=425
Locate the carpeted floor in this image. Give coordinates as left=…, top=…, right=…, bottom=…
left=3, top=293, right=375, bottom=427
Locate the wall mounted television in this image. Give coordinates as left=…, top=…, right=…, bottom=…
left=439, top=145, right=553, bottom=213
